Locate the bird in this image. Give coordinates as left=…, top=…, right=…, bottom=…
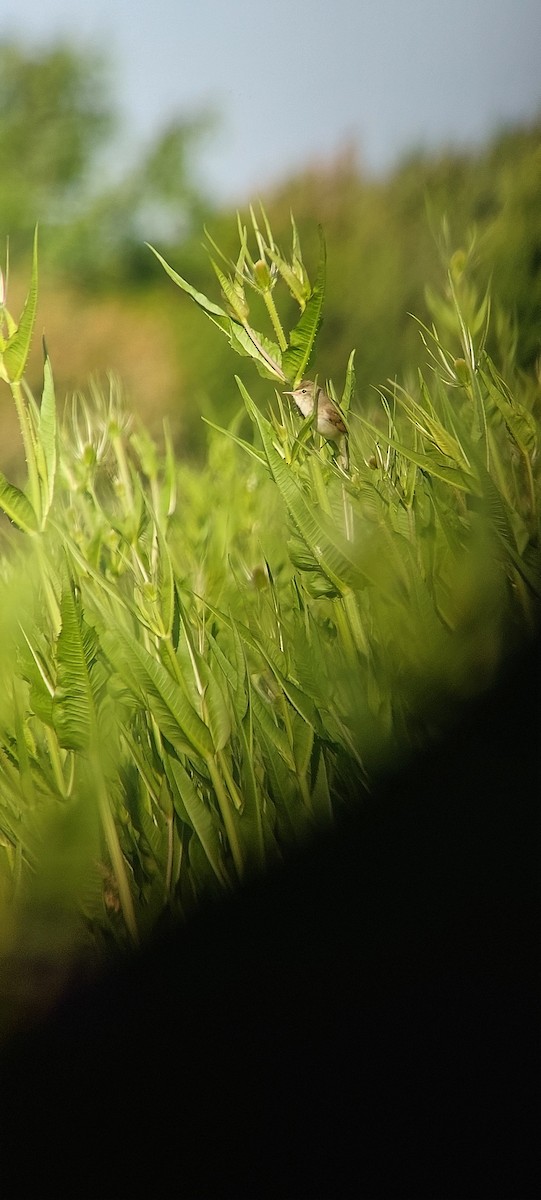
left=284, top=379, right=347, bottom=442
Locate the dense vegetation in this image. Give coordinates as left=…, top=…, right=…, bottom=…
left=0, top=40, right=539, bottom=1034
left=1, top=207, right=540, bottom=1034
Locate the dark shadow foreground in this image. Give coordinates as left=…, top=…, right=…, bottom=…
left=1, top=637, right=539, bottom=1199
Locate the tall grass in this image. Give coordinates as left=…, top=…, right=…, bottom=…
left=0, top=216, right=539, bottom=1032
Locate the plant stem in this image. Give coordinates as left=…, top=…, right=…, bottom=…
left=112, top=432, right=134, bottom=515
left=335, top=590, right=368, bottom=658
left=206, top=754, right=244, bottom=881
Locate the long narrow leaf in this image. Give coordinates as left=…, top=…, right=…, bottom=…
left=359, top=416, right=480, bottom=494
left=147, top=244, right=227, bottom=318
left=236, top=712, right=265, bottom=874
left=341, top=349, right=356, bottom=415
left=282, top=227, right=326, bottom=384
left=166, top=754, right=230, bottom=887
left=53, top=576, right=98, bottom=752
left=196, top=652, right=232, bottom=751
left=148, top=242, right=283, bottom=379
left=3, top=228, right=39, bottom=382
left=480, top=363, right=537, bottom=458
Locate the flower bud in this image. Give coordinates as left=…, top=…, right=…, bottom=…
left=454, top=358, right=470, bottom=386
left=450, top=249, right=467, bottom=282
left=254, top=259, right=272, bottom=290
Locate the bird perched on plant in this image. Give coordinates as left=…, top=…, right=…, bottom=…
left=284, top=379, right=347, bottom=442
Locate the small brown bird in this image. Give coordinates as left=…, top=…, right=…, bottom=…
left=284, top=379, right=347, bottom=442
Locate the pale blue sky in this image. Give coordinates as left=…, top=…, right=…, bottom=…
left=2, top=0, right=540, bottom=203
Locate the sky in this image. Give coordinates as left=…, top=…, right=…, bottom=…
left=2, top=0, right=541, bottom=204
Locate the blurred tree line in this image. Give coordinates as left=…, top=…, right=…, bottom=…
left=0, top=40, right=211, bottom=281
left=1, top=38, right=540, bottom=458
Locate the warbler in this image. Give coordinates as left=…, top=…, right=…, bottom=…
left=284, top=379, right=347, bottom=442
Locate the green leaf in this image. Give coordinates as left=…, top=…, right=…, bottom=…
left=231, top=613, right=325, bottom=736
left=12, top=680, right=36, bottom=804
left=360, top=416, right=480, bottom=494
left=206, top=623, right=253, bottom=729
left=395, top=380, right=470, bottom=465
left=258, top=728, right=311, bottom=842
left=282, top=227, right=326, bottom=384
left=228, top=621, right=248, bottom=720
left=250, top=686, right=296, bottom=771
left=310, top=744, right=333, bottom=824
left=148, top=242, right=283, bottom=379
left=53, top=576, right=99, bottom=752
left=219, top=317, right=283, bottom=380
left=102, top=626, right=214, bottom=760
left=147, top=243, right=227, bottom=318
left=292, top=710, right=314, bottom=778
left=18, top=625, right=55, bottom=728
left=196, top=652, right=232, bottom=751
left=341, top=349, right=356, bottom=416
left=477, top=468, right=540, bottom=595
left=166, top=754, right=229, bottom=887
left=201, top=418, right=266, bottom=466
left=0, top=471, right=38, bottom=533
left=209, top=256, right=248, bottom=322
left=3, top=228, right=39, bottom=382
left=480, top=362, right=537, bottom=458
left=236, top=710, right=265, bottom=875
left=152, top=514, right=175, bottom=638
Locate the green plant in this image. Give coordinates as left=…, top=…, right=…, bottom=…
left=0, top=219, right=539, bottom=1036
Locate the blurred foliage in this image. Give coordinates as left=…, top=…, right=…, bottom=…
left=50, top=111, right=214, bottom=287
left=0, top=215, right=539, bottom=1040
left=0, top=39, right=213, bottom=287
left=0, top=40, right=112, bottom=240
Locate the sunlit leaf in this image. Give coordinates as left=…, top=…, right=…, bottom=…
left=3, top=228, right=39, bottom=382
left=0, top=472, right=37, bottom=533
left=53, top=575, right=99, bottom=752
left=147, top=243, right=227, bottom=318
left=166, top=754, right=230, bottom=887
left=102, top=625, right=214, bottom=760
left=196, top=651, right=231, bottom=751
left=282, top=226, right=326, bottom=384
